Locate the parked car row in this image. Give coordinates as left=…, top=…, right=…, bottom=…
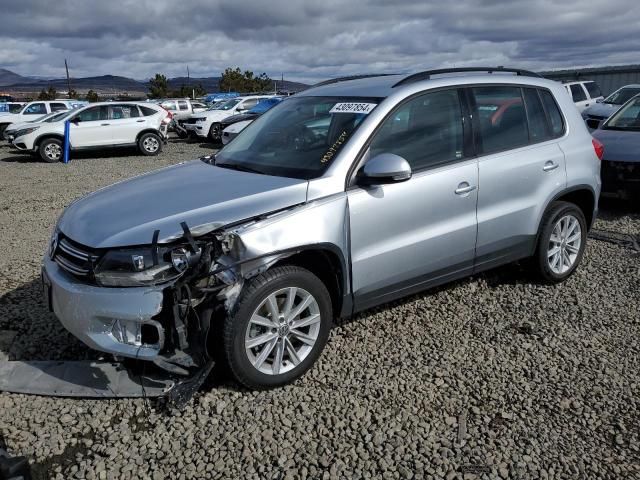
left=3, top=101, right=170, bottom=162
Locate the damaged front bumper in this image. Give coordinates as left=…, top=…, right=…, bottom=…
left=42, top=255, right=166, bottom=360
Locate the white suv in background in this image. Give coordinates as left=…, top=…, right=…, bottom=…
left=0, top=100, right=87, bottom=136
left=563, top=81, right=604, bottom=112
left=184, top=95, right=274, bottom=142
left=11, top=102, right=170, bottom=162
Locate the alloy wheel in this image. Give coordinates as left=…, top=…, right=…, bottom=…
left=44, top=143, right=61, bottom=161
left=244, top=287, right=321, bottom=375
left=143, top=136, right=159, bottom=153
left=547, top=214, right=582, bottom=274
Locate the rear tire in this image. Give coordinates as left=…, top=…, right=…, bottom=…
left=0, top=123, right=9, bottom=136
left=38, top=137, right=63, bottom=163
left=223, top=266, right=332, bottom=389
left=138, top=133, right=162, bottom=156
left=531, top=201, right=587, bottom=283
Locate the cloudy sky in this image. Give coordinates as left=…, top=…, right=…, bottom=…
left=1, top=0, right=638, bottom=83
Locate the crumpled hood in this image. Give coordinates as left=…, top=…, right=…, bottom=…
left=57, top=160, right=308, bottom=248
left=592, top=129, right=640, bottom=163
left=582, top=103, right=619, bottom=118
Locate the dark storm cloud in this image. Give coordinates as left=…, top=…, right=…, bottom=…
left=1, top=0, right=638, bottom=83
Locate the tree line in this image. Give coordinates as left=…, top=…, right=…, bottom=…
left=33, top=67, right=273, bottom=102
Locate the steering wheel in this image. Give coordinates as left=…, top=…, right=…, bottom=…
left=287, top=125, right=316, bottom=151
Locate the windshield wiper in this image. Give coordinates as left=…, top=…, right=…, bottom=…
left=215, top=162, right=265, bottom=175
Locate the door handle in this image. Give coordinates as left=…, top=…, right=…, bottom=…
left=455, top=182, right=477, bottom=195
left=543, top=161, right=559, bottom=172
left=101, top=123, right=110, bottom=126
left=136, top=119, right=145, bottom=123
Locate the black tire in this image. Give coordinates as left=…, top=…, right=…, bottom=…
left=532, top=201, right=587, bottom=283
left=223, top=265, right=332, bottom=389
left=208, top=123, right=222, bottom=143
left=0, top=123, right=8, bottom=136
left=38, top=137, right=63, bottom=163
left=137, top=132, right=162, bottom=156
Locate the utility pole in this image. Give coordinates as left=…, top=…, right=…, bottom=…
left=187, top=65, right=190, bottom=98
left=65, top=59, right=72, bottom=98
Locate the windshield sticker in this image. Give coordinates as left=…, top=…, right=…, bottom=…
left=321, top=130, right=348, bottom=164
left=329, top=103, right=377, bottom=114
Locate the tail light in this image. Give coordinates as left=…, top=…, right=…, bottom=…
left=161, top=108, right=173, bottom=124
left=592, top=138, right=604, bottom=160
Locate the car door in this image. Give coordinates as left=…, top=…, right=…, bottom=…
left=69, top=106, right=111, bottom=147
left=348, top=88, right=478, bottom=310
left=107, top=104, right=145, bottom=144
left=471, top=86, right=567, bottom=271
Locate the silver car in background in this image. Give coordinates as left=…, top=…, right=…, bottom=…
left=42, top=68, right=601, bottom=389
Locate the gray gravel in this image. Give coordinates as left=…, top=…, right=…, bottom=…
left=0, top=139, right=639, bottom=479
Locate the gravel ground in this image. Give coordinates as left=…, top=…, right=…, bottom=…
left=0, top=139, right=639, bottom=479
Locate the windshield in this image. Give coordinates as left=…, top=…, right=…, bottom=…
left=214, top=96, right=380, bottom=179
left=207, top=100, right=230, bottom=111
left=216, top=99, right=241, bottom=111
left=605, top=96, right=640, bottom=130
left=604, top=87, right=640, bottom=105
left=45, top=110, right=72, bottom=122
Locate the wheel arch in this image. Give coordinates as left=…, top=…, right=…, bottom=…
left=270, top=245, right=350, bottom=320
left=34, top=133, right=65, bottom=150
left=549, top=185, right=596, bottom=229
left=136, top=129, right=162, bottom=142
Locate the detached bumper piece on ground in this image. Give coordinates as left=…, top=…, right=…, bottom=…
left=0, top=359, right=214, bottom=411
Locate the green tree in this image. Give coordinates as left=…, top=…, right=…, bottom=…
left=85, top=90, right=99, bottom=102
left=68, top=88, right=78, bottom=99
left=219, top=67, right=272, bottom=93
left=149, top=73, right=169, bottom=98
left=37, top=85, right=58, bottom=100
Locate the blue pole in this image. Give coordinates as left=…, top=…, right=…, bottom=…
left=63, top=120, right=70, bottom=164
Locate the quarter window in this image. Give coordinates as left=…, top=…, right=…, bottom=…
left=471, top=86, right=528, bottom=154
left=539, top=90, right=565, bottom=137
left=523, top=88, right=550, bottom=142
left=24, top=103, right=47, bottom=115
left=369, top=89, right=465, bottom=170
left=140, top=106, right=158, bottom=116
left=570, top=84, right=587, bottom=102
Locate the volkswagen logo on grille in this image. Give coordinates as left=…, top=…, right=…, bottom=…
left=49, top=231, right=58, bottom=259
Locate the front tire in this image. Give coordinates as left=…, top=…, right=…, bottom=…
left=208, top=123, right=222, bottom=143
left=223, top=266, right=332, bottom=389
left=532, top=201, right=587, bottom=283
left=138, top=132, right=162, bottom=156
left=38, top=137, right=63, bottom=163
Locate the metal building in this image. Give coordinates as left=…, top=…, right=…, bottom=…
left=540, top=65, right=640, bottom=96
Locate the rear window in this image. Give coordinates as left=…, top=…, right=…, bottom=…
left=177, top=100, right=188, bottom=110
left=160, top=101, right=177, bottom=111
left=584, top=82, right=602, bottom=99
left=570, top=84, right=587, bottom=102
left=50, top=102, right=67, bottom=112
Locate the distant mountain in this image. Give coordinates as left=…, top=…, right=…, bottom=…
left=0, top=68, right=309, bottom=97
left=0, top=68, right=31, bottom=86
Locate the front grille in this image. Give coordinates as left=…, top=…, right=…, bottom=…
left=53, top=236, right=100, bottom=278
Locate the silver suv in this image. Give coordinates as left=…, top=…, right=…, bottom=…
left=42, top=68, right=601, bottom=389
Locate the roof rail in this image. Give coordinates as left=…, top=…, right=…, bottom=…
left=392, top=67, right=543, bottom=88
left=313, top=73, right=398, bottom=88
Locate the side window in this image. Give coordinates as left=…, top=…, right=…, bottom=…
left=471, top=86, right=528, bottom=154
left=50, top=103, right=67, bottom=112
left=75, top=106, right=106, bottom=122
left=177, top=100, right=189, bottom=110
left=523, top=88, right=550, bottom=143
left=369, top=89, right=464, bottom=171
left=584, top=82, right=602, bottom=99
left=240, top=99, right=259, bottom=111
left=539, top=90, right=565, bottom=137
left=570, top=84, right=587, bottom=102
left=140, top=105, right=158, bottom=116
left=107, top=105, right=140, bottom=119
left=24, top=103, right=47, bottom=115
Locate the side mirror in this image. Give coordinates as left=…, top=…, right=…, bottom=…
left=357, top=153, right=412, bottom=185
left=71, top=117, right=80, bottom=125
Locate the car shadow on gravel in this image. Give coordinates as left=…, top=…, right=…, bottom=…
left=0, top=151, right=34, bottom=163
left=598, top=197, right=640, bottom=220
